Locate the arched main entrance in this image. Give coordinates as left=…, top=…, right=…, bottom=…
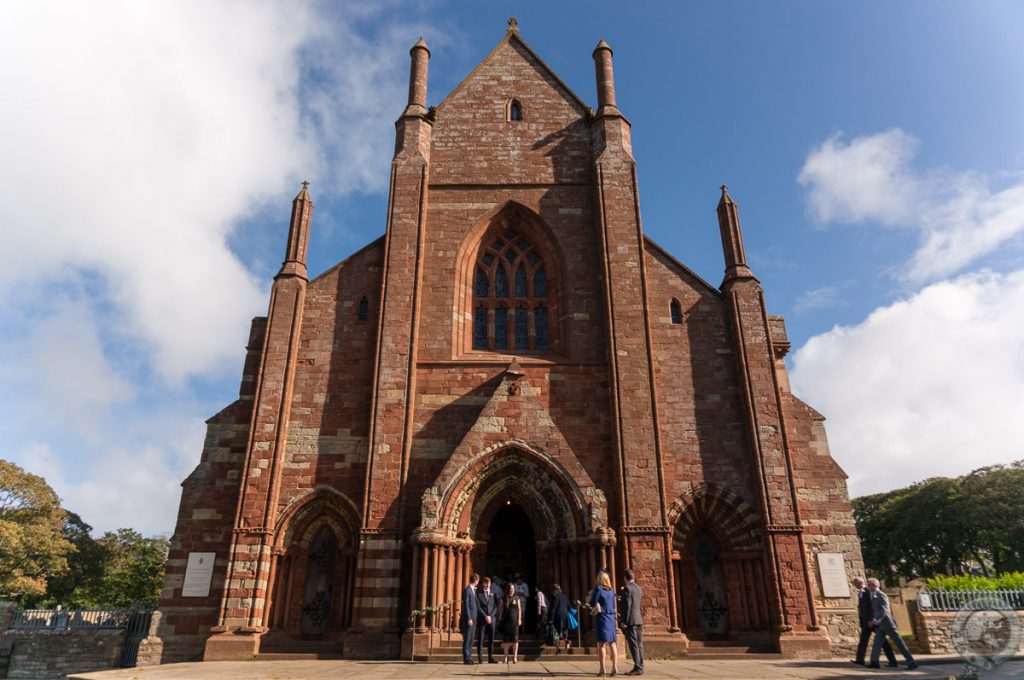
left=409, top=441, right=614, bottom=642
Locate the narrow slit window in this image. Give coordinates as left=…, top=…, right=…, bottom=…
left=670, top=298, right=683, bottom=324
left=509, top=99, right=523, bottom=122
left=358, top=296, right=369, bottom=321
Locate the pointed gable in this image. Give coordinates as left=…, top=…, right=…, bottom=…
left=430, top=32, right=594, bottom=185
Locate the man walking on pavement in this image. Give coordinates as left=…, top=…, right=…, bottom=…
left=867, top=578, right=918, bottom=670
left=852, top=576, right=896, bottom=667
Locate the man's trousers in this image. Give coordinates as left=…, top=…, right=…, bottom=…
left=624, top=624, right=644, bottom=673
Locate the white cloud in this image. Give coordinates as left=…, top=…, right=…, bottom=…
left=0, top=1, right=441, bottom=534
left=790, top=269, right=1024, bottom=498
left=798, top=129, right=1024, bottom=283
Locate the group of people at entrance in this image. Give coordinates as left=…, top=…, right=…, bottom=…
left=460, top=569, right=645, bottom=676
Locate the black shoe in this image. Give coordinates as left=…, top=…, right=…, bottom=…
left=907, top=662, right=919, bottom=670
left=851, top=660, right=865, bottom=666
left=463, top=660, right=474, bottom=665
left=488, top=658, right=498, bottom=663
left=888, top=661, right=898, bottom=667
left=866, top=663, right=881, bottom=669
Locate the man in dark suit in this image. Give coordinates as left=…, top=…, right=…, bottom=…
left=460, top=573, right=480, bottom=665
left=852, top=576, right=896, bottom=667
left=476, top=576, right=498, bottom=663
left=867, top=578, right=918, bottom=670
left=619, top=568, right=644, bottom=676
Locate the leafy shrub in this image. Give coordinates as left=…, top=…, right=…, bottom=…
left=926, top=572, right=1024, bottom=591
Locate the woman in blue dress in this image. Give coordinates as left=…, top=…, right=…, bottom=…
left=589, top=570, right=619, bottom=676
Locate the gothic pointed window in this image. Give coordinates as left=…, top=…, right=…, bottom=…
left=509, top=99, right=523, bottom=122
left=471, top=218, right=555, bottom=353
left=358, top=296, right=369, bottom=321
left=670, top=298, right=683, bottom=324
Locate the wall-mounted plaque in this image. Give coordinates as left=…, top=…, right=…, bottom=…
left=182, top=552, right=216, bottom=597
left=817, top=552, right=851, bottom=598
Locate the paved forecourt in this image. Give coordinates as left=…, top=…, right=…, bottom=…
left=71, top=656, right=1024, bottom=679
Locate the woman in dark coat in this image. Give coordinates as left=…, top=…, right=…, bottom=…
left=498, top=581, right=522, bottom=664
left=549, top=583, right=572, bottom=652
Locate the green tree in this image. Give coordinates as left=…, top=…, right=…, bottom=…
left=85, top=529, right=169, bottom=608
left=29, top=511, right=106, bottom=608
left=0, top=459, right=73, bottom=599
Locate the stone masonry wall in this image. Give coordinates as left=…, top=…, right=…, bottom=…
left=0, top=629, right=125, bottom=679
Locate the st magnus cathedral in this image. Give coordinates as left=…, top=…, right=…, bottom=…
left=151, top=21, right=864, bottom=663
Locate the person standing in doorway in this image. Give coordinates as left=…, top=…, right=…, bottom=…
left=476, top=576, right=498, bottom=663
left=619, top=569, right=644, bottom=676
left=589, top=570, right=619, bottom=676
left=459, top=573, right=480, bottom=665
left=852, top=576, right=895, bottom=667
left=867, top=578, right=918, bottom=670
left=499, top=582, right=522, bottom=664
left=536, top=583, right=549, bottom=636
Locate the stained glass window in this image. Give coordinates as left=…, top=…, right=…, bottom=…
left=475, top=267, right=489, bottom=298
left=494, top=308, right=509, bottom=350
left=471, top=223, right=554, bottom=353
left=535, top=268, right=547, bottom=298
left=514, top=308, right=529, bottom=350
left=534, top=307, right=549, bottom=349
left=515, top=265, right=527, bottom=297
left=495, top=266, right=508, bottom=298
left=473, top=307, right=488, bottom=349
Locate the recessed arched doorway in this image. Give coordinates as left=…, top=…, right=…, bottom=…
left=483, top=502, right=537, bottom=586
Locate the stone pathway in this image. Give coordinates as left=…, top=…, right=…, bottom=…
left=71, top=656, right=1024, bottom=679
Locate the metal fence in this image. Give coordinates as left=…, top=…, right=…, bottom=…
left=11, top=608, right=136, bottom=630
left=917, top=589, right=1024, bottom=611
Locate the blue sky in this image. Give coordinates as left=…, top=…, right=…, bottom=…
left=2, top=1, right=1023, bottom=536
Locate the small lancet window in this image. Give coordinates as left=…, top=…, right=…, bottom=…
left=358, top=296, right=369, bottom=321
left=508, top=99, right=523, bottom=122
left=670, top=298, right=683, bottom=325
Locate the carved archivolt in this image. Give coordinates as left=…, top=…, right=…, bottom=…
left=668, top=483, right=762, bottom=553
left=274, top=485, right=361, bottom=550
left=418, top=440, right=607, bottom=544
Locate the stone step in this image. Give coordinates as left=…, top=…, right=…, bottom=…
left=254, top=652, right=346, bottom=661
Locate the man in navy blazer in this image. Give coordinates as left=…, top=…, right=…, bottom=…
left=460, top=573, right=481, bottom=664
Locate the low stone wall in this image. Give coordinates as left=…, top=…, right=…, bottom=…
left=0, top=628, right=126, bottom=679
left=915, top=609, right=1024, bottom=655
left=817, top=608, right=860, bottom=656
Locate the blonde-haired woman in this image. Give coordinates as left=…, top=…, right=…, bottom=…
left=589, top=570, right=619, bottom=676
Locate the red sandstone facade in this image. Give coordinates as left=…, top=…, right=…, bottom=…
left=152, top=23, right=864, bottom=663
